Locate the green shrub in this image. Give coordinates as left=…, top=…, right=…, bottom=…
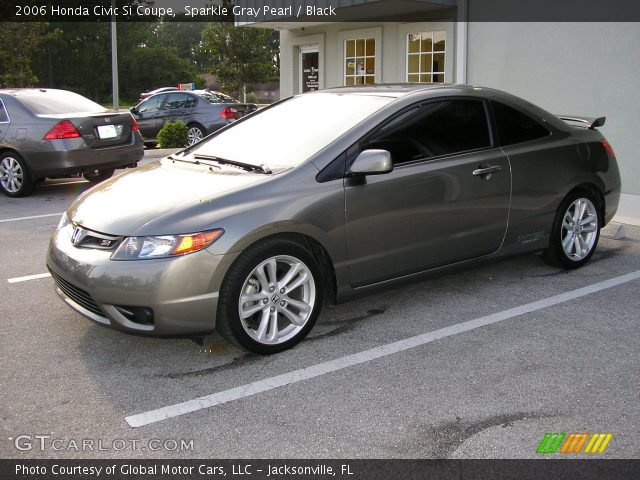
left=245, top=93, right=258, bottom=104
left=157, top=120, right=188, bottom=148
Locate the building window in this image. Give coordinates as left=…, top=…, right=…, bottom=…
left=406, top=31, right=446, bottom=83
left=344, top=37, right=375, bottom=85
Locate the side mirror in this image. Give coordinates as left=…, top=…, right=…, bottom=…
left=130, top=106, right=139, bottom=115
left=349, top=149, right=393, bottom=176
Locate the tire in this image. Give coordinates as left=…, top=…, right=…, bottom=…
left=542, top=190, right=601, bottom=269
left=187, top=124, right=206, bottom=146
left=83, top=169, right=114, bottom=185
left=0, top=152, right=34, bottom=197
left=216, top=238, right=323, bottom=354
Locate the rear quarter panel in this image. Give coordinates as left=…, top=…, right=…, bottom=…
left=501, top=127, right=615, bottom=255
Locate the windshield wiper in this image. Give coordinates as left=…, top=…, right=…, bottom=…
left=166, top=154, right=223, bottom=170
left=192, top=154, right=272, bottom=174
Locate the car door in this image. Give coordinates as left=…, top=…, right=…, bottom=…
left=345, top=98, right=511, bottom=286
left=133, top=94, right=164, bottom=140
left=0, top=98, right=10, bottom=142
left=157, top=92, right=193, bottom=129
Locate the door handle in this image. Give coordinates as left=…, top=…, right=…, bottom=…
left=472, top=165, right=502, bottom=177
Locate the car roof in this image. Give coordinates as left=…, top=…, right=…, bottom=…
left=315, top=83, right=506, bottom=99
left=311, top=84, right=569, bottom=132
left=319, top=83, right=466, bottom=96
left=0, top=88, right=68, bottom=97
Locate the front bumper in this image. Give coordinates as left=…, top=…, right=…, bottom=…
left=46, top=222, right=239, bottom=336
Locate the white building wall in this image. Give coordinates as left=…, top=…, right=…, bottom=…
left=279, top=20, right=457, bottom=96
left=466, top=22, right=640, bottom=197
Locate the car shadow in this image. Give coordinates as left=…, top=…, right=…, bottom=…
left=74, top=244, right=631, bottom=416
left=33, top=178, right=93, bottom=198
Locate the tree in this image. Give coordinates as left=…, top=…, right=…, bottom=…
left=122, top=47, right=198, bottom=100
left=146, top=21, right=207, bottom=69
left=201, top=23, right=278, bottom=99
left=30, top=22, right=112, bottom=101
left=0, top=23, right=45, bottom=87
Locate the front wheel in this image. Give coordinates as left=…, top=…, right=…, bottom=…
left=543, top=191, right=601, bottom=269
left=216, top=238, right=323, bottom=354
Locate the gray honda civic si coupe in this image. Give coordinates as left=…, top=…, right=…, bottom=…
left=47, top=85, right=621, bottom=354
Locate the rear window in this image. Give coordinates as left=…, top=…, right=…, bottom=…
left=0, top=99, right=8, bottom=122
left=493, top=101, right=549, bottom=146
left=16, top=90, right=105, bottom=115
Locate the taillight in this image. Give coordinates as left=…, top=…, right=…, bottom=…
left=130, top=115, right=139, bottom=132
left=601, top=139, right=616, bottom=160
left=220, top=107, right=237, bottom=120
left=43, top=120, right=81, bottom=140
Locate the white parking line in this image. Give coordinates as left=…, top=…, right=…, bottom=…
left=7, top=273, right=52, bottom=284
left=125, top=268, right=640, bottom=428
left=0, top=213, right=62, bottom=223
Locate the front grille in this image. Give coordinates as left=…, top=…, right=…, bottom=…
left=71, top=224, right=121, bottom=250
left=49, top=269, right=105, bottom=317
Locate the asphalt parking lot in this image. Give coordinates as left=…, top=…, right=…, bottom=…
left=1, top=150, right=639, bottom=459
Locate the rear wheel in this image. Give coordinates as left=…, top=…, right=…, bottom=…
left=543, top=190, right=601, bottom=269
left=0, top=152, right=33, bottom=197
left=187, top=124, right=205, bottom=146
left=83, top=169, right=114, bottom=185
left=216, top=238, right=323, bottom=354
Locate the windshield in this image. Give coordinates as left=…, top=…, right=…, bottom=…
left=189, top=93, right=393, bottom=168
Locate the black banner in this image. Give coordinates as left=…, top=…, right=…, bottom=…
left=2, top=459, right=640, bottom=480
left=2, top=0, right=640, bottom=23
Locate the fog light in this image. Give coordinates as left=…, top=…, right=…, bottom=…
left=115, top=306, right=154, bottom=325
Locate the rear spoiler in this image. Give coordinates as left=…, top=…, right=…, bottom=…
left=557, top=115, right=606, bottom=129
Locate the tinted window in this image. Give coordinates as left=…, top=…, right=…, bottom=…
left=213, top=92, right=237, bottom=103
left=493, top=101, right=549, bottom=146
left=185, top=94, right=198, bottom=108
left=365, top=99, right=491, bottom=164
left=137, top=95, right=162, bottom=113
left=0, top=99, right=8, bottom=122
left=198, top=91, right=236, bottom=104
left=164, top=93, right=194, bottom=110
left=16, top=90, right=105, bottom=114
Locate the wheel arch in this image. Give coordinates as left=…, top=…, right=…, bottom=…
left=0, top=147, right=26, bottom=162
left=186, top=121, right=207, bottom=132
left=563, top=182, right=606, bottom=224
left=228, top=231, right=338, bottom=305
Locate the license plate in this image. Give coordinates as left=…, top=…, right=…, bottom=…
left=97, top=124, right=117, bottom=139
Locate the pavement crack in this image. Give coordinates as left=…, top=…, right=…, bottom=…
left=425, top=411, right=560, bottom=458
left=157, top=354, right=260, bottom=379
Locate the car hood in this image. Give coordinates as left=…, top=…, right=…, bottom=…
left=69, top=159, right=268, bottom=235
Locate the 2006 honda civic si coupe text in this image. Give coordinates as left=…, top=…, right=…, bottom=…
left=47, top=85, right=621, bottom=354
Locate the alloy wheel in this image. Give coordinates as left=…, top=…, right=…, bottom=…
left=561, top=197, right=598, bottom=261
left=0, top=156, right=23, bottom=193
left=238, top=255, right=316, bottom=345
left=187, top=126, right=203, bottom=145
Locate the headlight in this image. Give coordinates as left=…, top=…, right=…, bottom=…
left=57, top=212, right=69, bottom=229
left=111, top=229, right=224, bottom=260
